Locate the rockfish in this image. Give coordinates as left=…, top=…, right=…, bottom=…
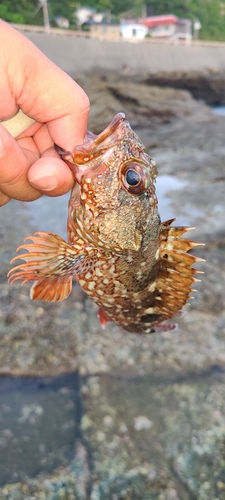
left=8, top=113, right=202, bottom=334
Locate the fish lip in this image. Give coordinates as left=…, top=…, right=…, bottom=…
left=54, top=144, right=84, bottom=182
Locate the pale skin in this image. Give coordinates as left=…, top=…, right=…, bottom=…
left=0, top=20, right=90, bottom=206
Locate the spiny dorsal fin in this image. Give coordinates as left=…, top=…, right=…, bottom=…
left=153, top=220, right=204, bottom=320
left=135, top=221, right=203, bottom=333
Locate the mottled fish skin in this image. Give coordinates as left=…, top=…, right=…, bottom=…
left=8, top=113, right=202, bottom=334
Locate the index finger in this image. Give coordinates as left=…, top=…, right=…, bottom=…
left=0, top=21, right=90, bottom=149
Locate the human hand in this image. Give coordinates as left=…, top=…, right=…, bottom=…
left=0, top=20, right=90, bottom=206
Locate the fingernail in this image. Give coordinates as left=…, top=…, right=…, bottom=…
left=30, top=174, right=59, bottom=191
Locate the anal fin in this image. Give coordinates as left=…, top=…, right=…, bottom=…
left=98, top=308, right=111, bottom=329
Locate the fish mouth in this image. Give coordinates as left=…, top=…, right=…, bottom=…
left=55, top=113, right=156, bottom=186
left=55, top=112, right=125, bottom=160
left=55, top=113, right=128, bottom=182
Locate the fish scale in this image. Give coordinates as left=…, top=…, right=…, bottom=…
left=8, top=113, right=203, bottom=334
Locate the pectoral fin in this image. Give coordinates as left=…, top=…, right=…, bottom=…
left=31, top=276, right=72, bottom=301
left=8, top=231, right=91, bottom=302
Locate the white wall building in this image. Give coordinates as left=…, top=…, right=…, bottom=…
left=120, top=23, right=148, bottom=40
left=75, top=7, right=104, bottom=26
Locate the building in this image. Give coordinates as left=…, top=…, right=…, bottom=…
left=120, top=23, right=148, bottom=40
left=138, top=14, right=192, bottom=43
left=139, top=14, right=178, bottom=39
left=80, top=13, right=192, bottom=44
left=88, top=22, right=121, bottom=41
left=52, top=16, right=69, bottom=29
left=75, top=6, right=105, bottom=26
left=172, top=18, right=192, bottom=44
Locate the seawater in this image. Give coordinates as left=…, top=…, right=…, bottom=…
left=213, top=105, right=225, bottom=116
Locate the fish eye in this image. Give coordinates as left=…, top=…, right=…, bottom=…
left=120, top=163, right=146, bottom=195
left=125, top=169, right=140, bottom=186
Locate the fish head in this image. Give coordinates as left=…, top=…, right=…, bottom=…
left=64, top=113, right=160, bottom=252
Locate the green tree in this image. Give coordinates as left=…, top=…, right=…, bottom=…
left=145, top=0, right=225, bottom=41
left=0, top=0, right=43, bottom=25
left=48, top=0, right=75, bottom=24
left=191, top=0, right=224, bottom=40
left=145, top=0, right=193, bottom=17
left=76, top=0, right=135, bottom=16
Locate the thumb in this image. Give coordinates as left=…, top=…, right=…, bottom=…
left=28, top=150, right=74, bottom=196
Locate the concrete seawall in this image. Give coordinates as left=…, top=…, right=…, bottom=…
left=26, top=32, right=225, bottom=78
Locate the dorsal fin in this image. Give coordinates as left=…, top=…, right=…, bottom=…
left=149, top=221, right=204, bottom=324
left=123, top=220, right=204, bottom=334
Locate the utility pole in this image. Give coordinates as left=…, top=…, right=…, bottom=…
left=35, top=0, right=50, bottom=33
left=42, top=0, right=50, bottom=32
left=193, top=19, right=201, bottom=40
left=142, top=3, right=147, bottom=18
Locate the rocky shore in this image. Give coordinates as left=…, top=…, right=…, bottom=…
left=0, top=73, right=225, bottom=499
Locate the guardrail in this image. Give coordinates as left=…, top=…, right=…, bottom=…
left=10, top=23, right=91, bottom=37
left=9, top=23, right=225, bottom=47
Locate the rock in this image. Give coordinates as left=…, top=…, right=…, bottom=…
left=76, top=74, right=211, bottom=133
left=1, top=74, right=225, bottom=498
left=143, top=70, right=225, bottom=105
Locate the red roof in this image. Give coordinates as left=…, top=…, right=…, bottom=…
left=139, top=14, right=178, bottom=28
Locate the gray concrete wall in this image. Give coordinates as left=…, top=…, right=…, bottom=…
left=25, top=32, right=225, bottom=78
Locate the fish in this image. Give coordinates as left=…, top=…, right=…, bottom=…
left=8, top=113, right=202, bottom=334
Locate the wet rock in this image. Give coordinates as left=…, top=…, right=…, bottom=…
left=143, top=70, right=225, bottom=105
left=76, top=74, right=211, bottom=133
left=1, top=73, right=225, bottom=498
left=0, top=374, right=79, bottom=486
left=167, top=373, right=225, bottom=499
left=81, top=373, right=192, bottom=499
left=79, top=370, right=225, bottom=499
left=0, top=441, right=90, bottom=499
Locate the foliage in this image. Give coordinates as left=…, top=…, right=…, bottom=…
left=48, top=0, right=75, bottom=25
left=0, top=0, right=42, bottom=24
left=144, top=0, right=225, bottom=41
left=76, top=0, right=134, bottom=16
